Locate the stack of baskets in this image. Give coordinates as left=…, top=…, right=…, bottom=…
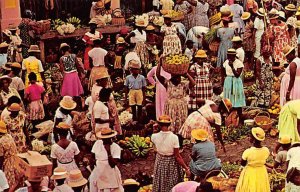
left=162, top=56, right=190, bottom=75
left=111, top=8, right=126, bottom=25
left=254, top=112, right=273, bottom=131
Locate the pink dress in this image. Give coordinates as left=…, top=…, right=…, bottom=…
left=280, top=57, right=300, bottom=106
left=147, top=66, right=171, bottom=118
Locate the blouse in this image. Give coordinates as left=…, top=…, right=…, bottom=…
left=151, top=131, right=179, bottom=155
left=223, top=59, right=244, bottom=76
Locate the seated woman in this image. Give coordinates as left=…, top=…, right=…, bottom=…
left=189, top=129, right=221, bottom=181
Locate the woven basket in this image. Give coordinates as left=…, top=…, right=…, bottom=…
left=112, top=8, right=126, bottom=25
left=162, top=57, right=190, bottom=75
left=171, top=14, right=184, bottom=21
left=254, top=112, right=273, bottom=131
left=209, top=41, right=220, bottom=52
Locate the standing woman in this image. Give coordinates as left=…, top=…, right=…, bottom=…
left=280, top=46, right=300, bottom=106
left=161, top=15, right=182, bottom=56
left=253, top=8, right=265, bottom=60
left=216, top=17, right=235, bottom=67
left=18, top=10, right=34, bottom=58
left=222, top=49, right=246, bottom=119
left=242, top=12, right=255, bottom=69
left=151, top=115, right=190, bottom=192
left=188, top=50, right=213, bottom=112
left=236, top=127, right=270, bottom=192
left=229, top=1, right=245, bottom=34
left=82, top=19, right=102, bottom=71
left=0, top=75, right=21, bottom=110
left=59, top=43, right=84, bottom=97
left=187, top=0, right=209, bottom=28
left=174, top=0, right=193, bottom=30
left=255, top=46, right=273, bottom=108
left=22, top=45, right=44, bottom=88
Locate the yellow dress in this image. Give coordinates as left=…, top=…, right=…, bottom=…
left=278, top=100, right=300, bottom=142
left=235, top=147, right=270, bottom=192
left=23, top=58, right=43, bottom=87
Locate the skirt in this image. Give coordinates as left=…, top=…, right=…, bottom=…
left=114, top=56, right=122, bottom=69
left=27, top=100, right=45, bottom=120
left=61, top=71, right=84, bottom=97
left=162, top=35, right=182, bottom=56
left=134, top=41, right=149, bottom=67
left=280, top=74, right=300, bottom=106
left=153, top=154, right=184, bottom=192
left=189, top=78, right=212, bottom=110
left=89, top=66, right=109, bottom=91
left=223, top=76, right=246, bottom=108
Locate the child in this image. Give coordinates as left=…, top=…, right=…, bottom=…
left=25, top=72, right=45, bottom=125
left=9, top=62, right=25, bottom=98
left=184, top=40, right=196, bottom=62
left=124, top=61, right=147, bottom=122
left=270, top=135, right=292, bottom=172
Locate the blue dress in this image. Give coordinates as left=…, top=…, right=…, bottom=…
left=216, top=28, right=235, bottom=67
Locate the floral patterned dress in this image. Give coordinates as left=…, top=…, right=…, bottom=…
left=161, top=24, right=182, bottom=56
left=255, top=56, right=273, bottom=107
left=0, top=134, right=19, bottom=188
left=164, top=81, right=189, bottom=133
left=243, top=20, right=255, bottom=52
left=3, top=112, right=27, bottom=153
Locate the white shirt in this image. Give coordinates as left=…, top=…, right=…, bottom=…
left=0, top=170, right=8, bottom=192
left=0, top=108, right=10, bottom=121
left=151, top=131, right=180, bottom=156
left=287, top=147, right=300, bottom=171
left=54, top=108, right=72, bottom=126
left=53, top=184, right=74, bottom=192
left=124, top=51, right=141, bottom=70
left=92, top=140, right=121, bottom=166
left=184, top=48, right=194, bottom=61
left=10, top=76, right=25, bottom=91
left=93, top=101, right=109, bottom=130
left=22, top=56, right=44, bottom=72
left=236, top=47, right=245, bottom=63
left=85, top=96, right=94, bottom=114
left=130, top=29, right=146, bottom=44
left=254, top=17, right=265, bottom=37
left=88, top=47, right=108, bottom=67
left=223, top=59, right=244, bottom=76
left=0, top=54, right=7, bottom=67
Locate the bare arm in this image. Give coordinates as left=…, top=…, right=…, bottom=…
left=214, top=124, right=225, bottom=152
left=287, top=62, right=297, bottom=97
left=174, top=148, right=189, bottom=170
left=156, top=58, right=167, bottom=88
left=125, top=32, right=135, bottom=43
left=186, top=73, right=196, bottom=88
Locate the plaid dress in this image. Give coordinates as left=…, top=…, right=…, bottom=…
left=189, top=63, right=212, bottom=111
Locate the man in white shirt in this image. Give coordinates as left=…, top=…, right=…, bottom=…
left=232, top=36, right=245, bottom=63
left=88, top=39, right=108, bottom=68
left=253, top=8, right=265, bottom=59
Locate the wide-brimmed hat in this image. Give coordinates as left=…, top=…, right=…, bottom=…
left=278, top=11, right=285, bottom=19
left=191, top=129, right=209, bottom=141
left=95, top=70, right=110, bottom=80
left=116, top=37, right=125, bottom=44
left=51, top=167, right=68, bottom=180
left=0, top=42, right=9, bottom=49
left=89, top=18, right=98, bottom=25
left=257, top=8, right=266, bottom=16
left=163, top=14, right=172, bottom=19
left=96, top=127, right=117, bottom=139
left=269, top=9, right=279, bottom=20
left=0, top=75, right=12, bottom=83
left=145, top=25, right=155, bottom=31
left=296, top=21, right=300, bottom=28
left=227, top=48, right=236, bottom=55
left=285, top=4, right=297, bottom=11
left=56, top=122, right=71, bottom=129
left=28, top=177, right=43, bottom=182
left=135, top=19, right=147, bottom=27
left=11, top=62, right=21, bottom=69
left=129, top=60, right=141, bottom=69
left=194, top=50, right=207, bottom=58
left=28, top=45, right=41, bottom=53
left=123, top=179, right=140, bottom=186
left=59, top=96, right=77, bottom=110
left=60, top=43, right=70, bottom=50
left=67, top=169, right=88, bottom=187
left=232, top=36, right=242, bottom=42
left=296, top=11, right=300, bottom=16
left=7, top=24, right=17, bottom=31
left=278, top=135, right=292, bottom=144
left=251, top=127, right=265, bottom=141
left=283, top=45, right=295, bottom=56
left=157, top=115, right=172, bottom=124
left=8, top=103, right=21, bottom=112
left=222, top=98, right=232, bottom=112
left=0, top=121, right=7, bottom=134
left=241, top=12, right=251, bottom=20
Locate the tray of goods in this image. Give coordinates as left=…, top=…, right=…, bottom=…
left=162, top=54, right=190, bottom=75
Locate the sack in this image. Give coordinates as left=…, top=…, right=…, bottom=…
left=225, top=110, right=239, bottom=128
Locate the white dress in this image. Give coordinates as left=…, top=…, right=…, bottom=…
left=89, top=140, right=124, bottom=192
left=254, top=17, right=265, bottom=58
left=50, top=141, right=80, bottom=172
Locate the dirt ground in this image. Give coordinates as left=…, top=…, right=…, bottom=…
left=118, top=136, right=277, bottom=179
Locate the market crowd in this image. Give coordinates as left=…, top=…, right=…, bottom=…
left=1, top=0, right=300, bottom=191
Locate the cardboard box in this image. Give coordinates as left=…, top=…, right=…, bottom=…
left=16, top=151, right=52, bottom=178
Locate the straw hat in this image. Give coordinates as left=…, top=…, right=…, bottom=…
left=123, top=179, right=140, bottom=186
left=8, top=103, right=21, bottom=112
left=0, top=42, right=9, bottom=49
left=67, top=169, right=88, bottom=187
left=96, top=70, right=110, bottom=80
left=227, top=48, right=236, bottom=55
left=269, top=9, right=279, bottom=20
left=1, top=64, right=11, bottom=71
left=257, top=8, right=266, bottom=16
left=28, top=177, right=43, bottom=182
left=221, top=16, right=231, bottom=21
left=56, top=122, right=71, bottom=129
left=51, top=167, right=68, bottom=180
left=163, top=14, right=172, bottom=19
left=157, top=115, right=172, bottom=124
left=251, top=127, right=265, bottom=141
left=8, top=24, right=17, bottom=31
left=135, top=20, right=147, bottom=27
left=278, top=135, right=292, bottom=144
left=60, top=43, right=70, bottom=50
left=11, top=62, right=21, bottom=69
left=295, top=20, right=300, bottom=29
left=89, top=18, right=98, bottom=25
left=283, top=45, right=295, bottom=56
left=191, top=129, right=209, bottom=141
left=285, top=4, right=297, bottom=12
left=96, top=127, right=117, bottom=139
left=0, top=121, right=7, bottom=134
left=145, top=25, right=155, bottom=31
left=95, top=0, right=104, bottom=8
left=28, top=45, right=41, bottom=53
left=241, top=12, right=251, bottom=20
left=296, top=11, right=300, bottom=16
left=129, top=60, right=141, bottom=69
left=278, top=11, right=286, bottom=19
left=194, top=50, right=207, bottom=58
left=222, top=98, right=232, bottom=112
left=59, top=96, right=77, bottom=110
left=0, top=75, right=12, bottom=83
left=232, top=36, right=242, bottom=42
left=116, top=37, right=125, bottom=44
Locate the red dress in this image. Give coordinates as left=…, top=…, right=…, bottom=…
left=82, top=31, right=102, bottom=70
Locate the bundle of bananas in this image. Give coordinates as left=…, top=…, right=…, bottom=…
left=66, top=17, right=81, bottom=29
left=51, top=19, right=65, bottom=30
left=165, top=54, right=189, bottom=65
left=209, top=12, right=222, bottom=26
left=138, top=185, right=153, bottom=192
left=126, top=135, right=151, bottom=157
left=244, top=71, right=254, bottom=79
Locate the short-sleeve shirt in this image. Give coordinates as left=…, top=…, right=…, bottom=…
left=124, top=52, right=141, bottom=70
left=124, top=74, right=147, bottom=90
left=236, top=47, right=245, bottom=63
left=254, top=18, right=265, bottom=36
left=10, top=77, right=25, bottom=91
left=223, top=59, right=244, bottom=76
left=88, top=47, right=108, bottom=67
left=242, top=146, right=270, bottom=167
left=54, top=108, right=72, bottom=126
left=85, top=96, right=94, bottom=114
left=275, top=150, right=288, bottom=171
left=92, top=140, right=121, bottom=162
left=287, top=147, right=300, bottom=171
left=93, top=101, right=109, bottom=130
left=151, top=131, right=179, bottom=155
left=25, top=83, right=45, bottom=101
left=22, top=56, right=44, bottom=72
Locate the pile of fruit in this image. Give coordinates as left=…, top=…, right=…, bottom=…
left=119, top=111, right=133, bottom=125
left=256, top=120, right=271, bottom=126
left=268, top=103, right=281, bottom=116
left=207, top=176, right=238, bottom=192
left=119, top=135, right=152, bottom=157
left=165, top=54, right=189, bottom=65
left=138, top=184, right=153, bottom=192
left=244, top=71, right=254, bottom=80
left=66, top=17, right=81, bottom=29
left=160, top=10, right=184, bottom=19
left=273, top=76, right=280, bottom=91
